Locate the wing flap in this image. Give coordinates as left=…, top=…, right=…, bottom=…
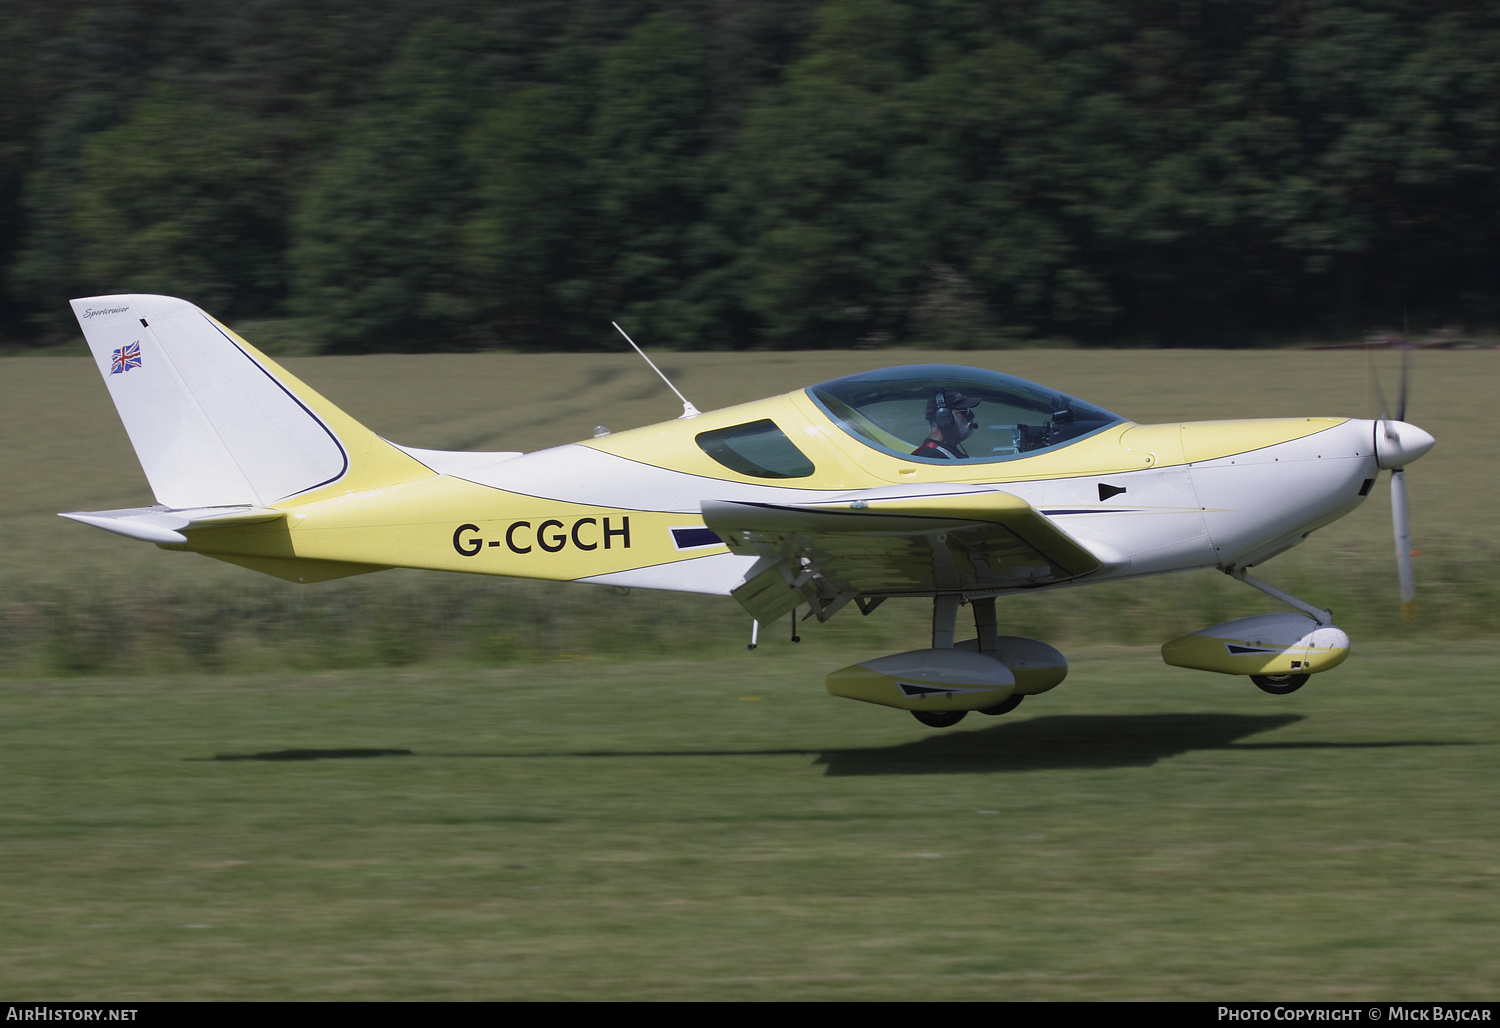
left=731, top=557, right=810, bottom=624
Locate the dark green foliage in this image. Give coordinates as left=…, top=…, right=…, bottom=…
left=589, top=15, right=718, bottom=348
left=291, top=20, right=487, bottom=352
left=462, top=16, right=720, bottom=350
left=3, top=0, right=1500, bottom=349
left=69, top=87, right=286, bottom=314
left=724, top=0, right=930, bottom=348
left=463, top=76, right=600, bottom=349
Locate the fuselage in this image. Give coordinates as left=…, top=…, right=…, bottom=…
left=179, top=374, right=1385, bottom=599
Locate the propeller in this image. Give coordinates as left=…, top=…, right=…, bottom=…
left=1391, top=465, right=1415, bottom=621
left=1369, top=345, right=1433, bottom=622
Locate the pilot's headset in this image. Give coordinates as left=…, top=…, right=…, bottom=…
left=932, top=389, right=956, bottom=431
left=930, top=389, right=978, bottom=441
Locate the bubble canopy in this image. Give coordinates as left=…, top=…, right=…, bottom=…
left=806, top=364, right=1126, bottom=464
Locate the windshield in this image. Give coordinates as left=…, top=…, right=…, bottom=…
left=807, top=365, right=1125, bottom=463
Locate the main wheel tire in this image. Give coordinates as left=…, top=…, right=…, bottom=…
left=911, top=709, right=968, bottom=728
left=979, top=693, right=1025, bottom=716
left=1252, top=673, right=1310, bottom=695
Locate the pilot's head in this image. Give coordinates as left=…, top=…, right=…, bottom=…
left=926, top=389, right=980, bottom=443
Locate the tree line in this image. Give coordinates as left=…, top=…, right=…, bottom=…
left=3, top=0, right=1498, bottom=351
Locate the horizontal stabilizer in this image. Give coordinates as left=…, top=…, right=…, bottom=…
left=59, top=505, right=284, bottom=545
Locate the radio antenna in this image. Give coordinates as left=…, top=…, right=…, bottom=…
left=613, top=321, right=700, bottom=418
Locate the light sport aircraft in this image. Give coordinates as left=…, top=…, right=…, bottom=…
left=64, top=294, right=1435, bottom=727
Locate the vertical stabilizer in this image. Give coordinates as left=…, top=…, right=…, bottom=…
left=71, top=294, right=430, bottom=508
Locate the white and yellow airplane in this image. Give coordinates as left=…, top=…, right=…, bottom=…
left=63, top=294, right=1434, bottom=726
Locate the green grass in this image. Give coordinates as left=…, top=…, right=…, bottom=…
left=1, top=643, right=1496, bottom=999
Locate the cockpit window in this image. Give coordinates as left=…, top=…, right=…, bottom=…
left=696, top=419, right=816, bottom=478
left=807, top=364, right=1124, bottom=463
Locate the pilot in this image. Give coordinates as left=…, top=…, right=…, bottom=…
left=912, top=389, right=980, bottom=459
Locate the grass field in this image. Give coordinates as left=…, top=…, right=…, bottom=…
left=1, top=644, right=1496, bottom=999
left=0, top=345, right=1497, bottom=998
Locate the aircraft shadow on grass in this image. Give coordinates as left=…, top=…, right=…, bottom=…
left=818, top=713, right=1473, bottom=774
left=198, top=713, right=1473, bottom=775
left=198, top=748, right=414, bottom=762
left=815, top=712, right=1306, bottom=775
left=804, top=712, right=1481, bottom=776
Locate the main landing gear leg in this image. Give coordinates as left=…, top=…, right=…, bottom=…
left=932, top=594, right=959, bottom=650
left=912, top=595, right=968, bottom=727
left=973, top=596, right=1024, bottom=716
left=972, top=596, right=998, bottom=656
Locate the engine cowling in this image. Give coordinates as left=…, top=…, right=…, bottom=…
left=1161, top=612, right=1349, bottom=677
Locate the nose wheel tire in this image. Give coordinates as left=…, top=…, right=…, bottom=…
left=1252, top=673, right=1309, bottom=695
left=911, top=709, right=968, bottom=728
left=979, top=694, right=1025, bottom=716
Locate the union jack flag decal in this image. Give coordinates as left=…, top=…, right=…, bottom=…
left=111, top=341, right=142, bottom=375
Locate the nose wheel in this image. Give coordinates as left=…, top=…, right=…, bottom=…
left=1252, top=673, right=1309, bottom=695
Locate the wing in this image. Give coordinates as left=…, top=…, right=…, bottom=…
left=702, top=487, right=1110, bottom=624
